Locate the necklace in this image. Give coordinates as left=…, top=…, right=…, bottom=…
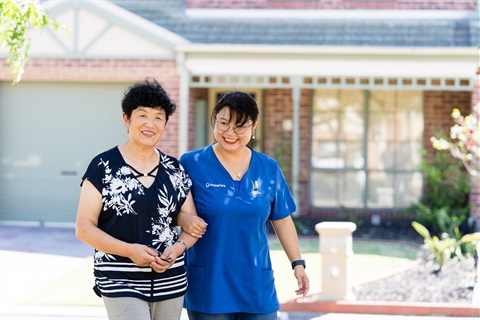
left=218, top=147, right=247, bottom=179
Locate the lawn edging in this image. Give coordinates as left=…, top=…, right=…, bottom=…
left=281, top=253, right=480, bottom=318
left=280, top=295, right=480, bottom=317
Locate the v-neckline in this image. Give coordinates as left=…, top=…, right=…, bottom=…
left=116, top=146, right=161, bottom=190
left=210, top=145, right=252, bottom=182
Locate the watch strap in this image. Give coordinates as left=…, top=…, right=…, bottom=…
left=291, top=259, right=306, bottom=270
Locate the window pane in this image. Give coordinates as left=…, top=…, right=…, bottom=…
left=314, top=89, right=341, bottom=113
left=368, top=140, right=422, bottom=170
left=369, top=90, right=395, bottom=112
left=398, top=91, right=422, bottom=112
left=368, top=171, right=423, bottom=208
left=310, top=171, right=337, bottom=207
left=339, top=90, right=364, bottom=138
left=312, top=141, right=363, bottom=169
left=398, top=110, right=424, bottom=141
left=311, top=142, right=344, bottom=169
left=367, top=171, right=394, bottom=208
left=338, top=171, right=364, bottom=208
left=341, top=141, right=364, bottom=168
left=312, top=89, right=364, bottom=140
left=394, top=141, right=422, bottom=170
left=394, top=172, right=423, bottom=207
left=368, top=112, right=395, bottom=142
left=312, top=115, right=338, bottom=140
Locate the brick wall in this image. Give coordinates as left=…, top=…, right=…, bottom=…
left=0, top=58, right=182, bottom=157
left=423, top=91, right=472, bottom=154
left=263, top=88, right=294, bottom=180
left=187, top=0, right=476, bottom=10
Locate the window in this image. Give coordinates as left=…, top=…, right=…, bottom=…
left=310, top=89, right=423, bottom=209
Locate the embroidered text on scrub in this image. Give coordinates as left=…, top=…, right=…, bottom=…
left=205, top=183, right=226, bottom=188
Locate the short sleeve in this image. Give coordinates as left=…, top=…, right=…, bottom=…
left=80, top=156, right=106, bottom=195
left=270, top=160, right=296, bottom=220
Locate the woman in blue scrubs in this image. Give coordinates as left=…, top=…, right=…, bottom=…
left=180, top=90, right=309, bottom=320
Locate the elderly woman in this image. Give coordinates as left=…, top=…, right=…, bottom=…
left=75, top=77, right=206, bottom=320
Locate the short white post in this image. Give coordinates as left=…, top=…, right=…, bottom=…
left=315, top=221, right=357, bottom=301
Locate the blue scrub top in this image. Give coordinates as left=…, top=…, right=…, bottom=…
left=180, top=145, right=296, bottom=314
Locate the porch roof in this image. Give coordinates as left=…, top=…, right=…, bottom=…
left=177, top=45, right=478, bottom=89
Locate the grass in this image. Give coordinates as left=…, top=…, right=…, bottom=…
left=269, top=236, right=419, bottom=259
left=22, top=237, right=421, bottom=306
left=270, top=236, right=420, bottom=301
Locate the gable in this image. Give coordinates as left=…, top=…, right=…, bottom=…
left=27, top=0, right=189, bottom=59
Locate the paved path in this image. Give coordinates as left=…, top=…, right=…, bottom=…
left=0, top=224, right=473, bottom=320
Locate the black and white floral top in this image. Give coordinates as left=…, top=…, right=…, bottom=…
left=81, top=146, right=192, bottom=302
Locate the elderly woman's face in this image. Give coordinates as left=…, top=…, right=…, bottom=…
left=123, top=106, right=166, bottom=148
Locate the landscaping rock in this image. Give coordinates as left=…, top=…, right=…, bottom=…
left=352, top=257, right=477, bottom=304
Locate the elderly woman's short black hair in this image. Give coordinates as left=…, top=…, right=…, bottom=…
left=210, top=90, right=259, bottom=127
left=122, top=77, right=176, bottom=122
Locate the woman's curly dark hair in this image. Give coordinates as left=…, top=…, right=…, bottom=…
left=121, top=77, right=176, bottom=122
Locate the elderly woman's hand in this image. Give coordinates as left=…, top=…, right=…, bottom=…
left=126, top=243, right=158, bottom=267
left=150, top=241, right=185, bottom=273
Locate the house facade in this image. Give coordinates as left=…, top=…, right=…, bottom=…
left=1, top=0, right=478, bottom=229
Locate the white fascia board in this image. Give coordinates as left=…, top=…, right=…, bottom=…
left=180, top=45, right=478, bottom=79
left=186, top=9, right=478, bottom=20
left=177, top=44, right=478, bottom=58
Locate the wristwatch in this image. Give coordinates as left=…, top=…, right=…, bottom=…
left=291, top=259, right=306, bottom=270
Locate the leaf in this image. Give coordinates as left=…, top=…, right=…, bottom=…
left=412, top=221, right=431, bottom=239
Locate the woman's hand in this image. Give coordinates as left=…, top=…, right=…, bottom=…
left=127, top=243, right=158, bottom=267
left=177, top=211, right=207, bottom=239
left=150, top=242, right=184, bottom=273
left=294, top=267, right=310, bottom=297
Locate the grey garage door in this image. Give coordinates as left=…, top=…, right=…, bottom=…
left=0, top=81, right=130, bottom=223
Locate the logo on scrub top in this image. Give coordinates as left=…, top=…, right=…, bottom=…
left=205, top=183, right=226, bottom=188
left=251, top=180, right=261, bottom=195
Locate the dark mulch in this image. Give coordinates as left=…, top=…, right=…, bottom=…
left=353, top=257, right=477, bottom=304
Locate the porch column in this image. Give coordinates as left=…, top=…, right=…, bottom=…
left=177, top=52, right=190, bottom=157
left=291, top=77, right=301, bottom=214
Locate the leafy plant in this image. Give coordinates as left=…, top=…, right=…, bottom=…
left=412, top=149, right=470, bottom=236
left=0, top=0, right=62, bottom=84
left=432, top=104, right=480, bottom=177
left=412, top=221, right=480, bottom=272
left=339, top=206, right=364, bottom=228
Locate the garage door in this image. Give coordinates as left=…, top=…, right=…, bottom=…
left=0, top=81, right=130, bottom=223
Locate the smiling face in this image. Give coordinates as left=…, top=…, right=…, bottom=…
left=123, top=106, right=166, bottom=148
left=213, top=107, right=256, bottom=153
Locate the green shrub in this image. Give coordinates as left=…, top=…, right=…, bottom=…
left=412, top=149, right=470, bottom=236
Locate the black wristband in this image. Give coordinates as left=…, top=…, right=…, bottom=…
left=291, top=259, right=306, bottom=270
